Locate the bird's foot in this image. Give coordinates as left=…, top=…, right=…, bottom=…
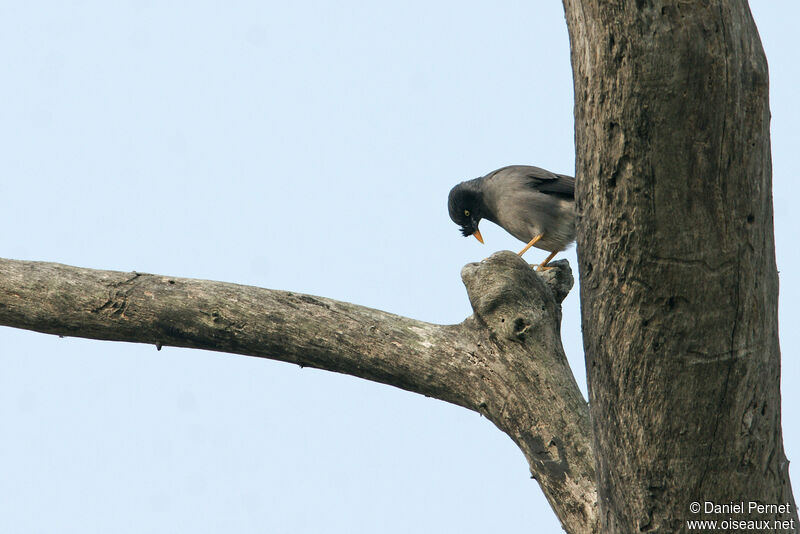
left=533, top=250, right=559, bottom=272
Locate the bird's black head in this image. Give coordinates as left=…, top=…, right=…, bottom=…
left=448, top=181, right=485, bottom=243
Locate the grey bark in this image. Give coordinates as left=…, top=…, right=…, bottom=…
left=562, top=0, right=796, bottom=532
left=0, top=253, right=599, bottom=534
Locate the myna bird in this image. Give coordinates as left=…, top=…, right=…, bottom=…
left=448, top=165, right=576, bottom=270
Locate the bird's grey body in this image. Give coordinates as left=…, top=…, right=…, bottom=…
left=448, top=165, right=576, bottom=254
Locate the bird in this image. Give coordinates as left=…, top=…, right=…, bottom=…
left=447, top=165, right=576, bottom=270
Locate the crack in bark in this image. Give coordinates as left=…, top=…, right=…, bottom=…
left=697, top=245, right=744, bottom=489
left=90, top=272, right=142, bottom=316
left=647, top=254, right=736, bottom=273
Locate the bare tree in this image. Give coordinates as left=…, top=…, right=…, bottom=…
left=0, top=2, right=795, bottom=533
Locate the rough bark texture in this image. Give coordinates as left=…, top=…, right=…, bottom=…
left=562, top=0, right=796, bottom=531
left=0, top=252, right=598, bottom=534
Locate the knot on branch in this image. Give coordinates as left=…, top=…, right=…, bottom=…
left=460, top=251, right=573, bottom=342
left=537, top=259, right=574, bottom=304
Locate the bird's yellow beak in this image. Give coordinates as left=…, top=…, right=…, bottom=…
left=473, top=229, right=484, bottom=244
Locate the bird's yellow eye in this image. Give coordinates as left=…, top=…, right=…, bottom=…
left=464, top=209, right=470, bottom=217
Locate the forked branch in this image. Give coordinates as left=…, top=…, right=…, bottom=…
left=0, top=252, right=597, bottom=533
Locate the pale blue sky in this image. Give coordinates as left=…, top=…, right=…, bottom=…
left=0, top=2, right=796, bottom=533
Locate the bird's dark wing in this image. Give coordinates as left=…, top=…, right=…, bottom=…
left=514, top=166, right=575, bottom=200
left=532, top=173, right=574, bottom=200
left=483, top=164, right=575, bottom=200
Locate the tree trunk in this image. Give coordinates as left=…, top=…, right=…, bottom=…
left=562, top=0, right=796, bottom=531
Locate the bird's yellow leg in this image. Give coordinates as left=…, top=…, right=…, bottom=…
left=536, top=250, right=560, bottom=271
left=518, top=234, right=543, bottom=256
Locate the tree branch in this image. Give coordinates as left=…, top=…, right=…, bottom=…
left=0, top=252, right=598, bottom=533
